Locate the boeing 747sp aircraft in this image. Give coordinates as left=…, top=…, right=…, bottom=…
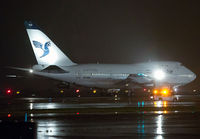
left=14, top=21, right=196, bottom=94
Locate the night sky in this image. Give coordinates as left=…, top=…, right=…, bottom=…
left=1, top=0, right=200, bottom=88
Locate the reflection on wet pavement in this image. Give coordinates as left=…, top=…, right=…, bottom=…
left=34, top=112, right=200, bottom=138
left=154, top=101, right=167, bottom=108
left=1, top=96, right=200, bottom=138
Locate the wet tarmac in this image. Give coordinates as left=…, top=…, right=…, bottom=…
left=1, top=95, right=200, bottom=138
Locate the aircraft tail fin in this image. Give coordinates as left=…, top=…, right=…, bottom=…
left=24, top=21, right=76, bottom=66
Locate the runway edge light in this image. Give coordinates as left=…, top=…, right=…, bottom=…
left=6, top=89, right=12, bottom=95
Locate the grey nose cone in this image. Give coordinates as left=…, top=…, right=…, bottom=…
left=192, top=72, right=196, bottom=81
left=189, top=71, right=196, bottom=82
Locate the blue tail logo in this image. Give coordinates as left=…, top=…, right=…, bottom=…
left=32, top=41, right=51, bottom=58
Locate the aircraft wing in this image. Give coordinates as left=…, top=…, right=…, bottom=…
left=116, top=74, right=154, bottom=88
left=127, top=74, right=153, bottom=84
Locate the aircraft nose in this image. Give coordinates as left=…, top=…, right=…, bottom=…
left=192, top=72, right=196, bottom=81
left=189, top=71, right=196, bottom=81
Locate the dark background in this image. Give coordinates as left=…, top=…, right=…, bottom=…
left=1, top=0, right=200, bottom=89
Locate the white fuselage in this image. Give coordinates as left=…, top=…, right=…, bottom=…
left=32, top=61, right=196, bottom=89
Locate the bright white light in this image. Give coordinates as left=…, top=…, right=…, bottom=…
left=30, top=103, right=33, bottom=110
left=156, top=135, right=163, bottom=139
left=154, top=101, right=162, bottom=108
left=156, top=115, right=163, bottom=135
left=29, top=69, right=33, bottom=73
left=153, top=69, right=165, bottom=80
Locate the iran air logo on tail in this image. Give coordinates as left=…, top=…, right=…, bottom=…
left=32, top=41, right=51, bottom=58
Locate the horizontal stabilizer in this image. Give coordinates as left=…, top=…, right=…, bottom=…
left=41, top=65, right=69, bottom=73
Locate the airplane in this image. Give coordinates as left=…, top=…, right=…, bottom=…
left=12, top=21, right=196, bottom=94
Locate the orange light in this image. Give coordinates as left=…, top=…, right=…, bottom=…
left=153, top=90, right=158, bottom=94
left=164, top=110, right=168, bottom=114
left=76, top=89, right=80, bottom=93
left=163, top=101, right=167, bottom=107
left=162, top=89, right=168, bottom=95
